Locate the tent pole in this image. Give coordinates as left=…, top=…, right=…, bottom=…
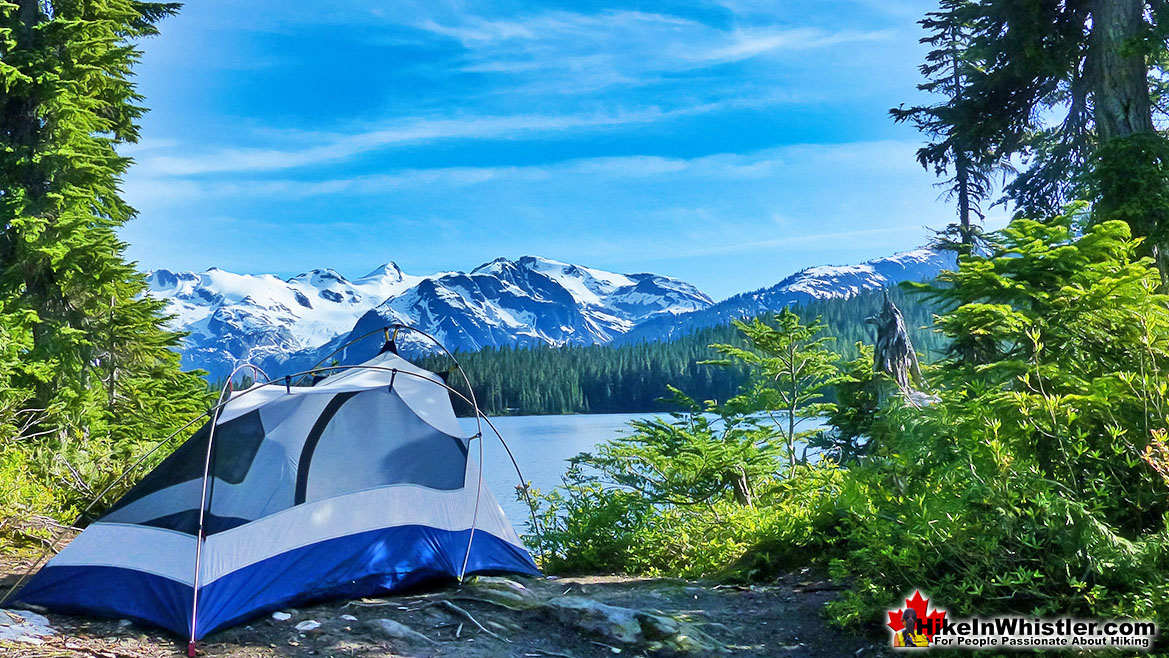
left=458, top=427, right=484, bottom=584
left=356, top=324, right=488, bottom=583
left=477, top=414, right=546, bottom=565
left=187, top=396, right=222, bottom=655
left=187, top=364, right=264, bottom=656
left=367, top=326, right=484, bottom=582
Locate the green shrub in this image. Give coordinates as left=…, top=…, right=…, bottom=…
left=534, top=213, right=1169, bottom=636
left=527, top=389, right=845, bottom=577
left=830, top=215, right=1169, bottom=626
left=528, top=459, right=845, bottom=578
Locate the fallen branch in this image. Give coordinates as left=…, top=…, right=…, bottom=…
left=525, top=649, right=579, bottom=658
left=451, top=594, right=530, bottom=611
left=437, top=600, right=509, bottom=643
left=344, top=600, right=400, bottom=608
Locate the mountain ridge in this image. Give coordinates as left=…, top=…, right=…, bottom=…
left=147, top=249, right=954, bottom=380
left=614, top=247, right=956, bottom=345
left=147, top=255, right=712, bottom=379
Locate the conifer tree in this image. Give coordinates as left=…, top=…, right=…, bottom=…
left=910, top=0, right=1169, bottom=275
left=0, top=0, right=210, bottom=516
left=892, top=0, right=1005, bottom=254
left=708, top=310, right=840, bottom=472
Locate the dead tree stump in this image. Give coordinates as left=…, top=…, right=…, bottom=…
left=866, top=293, right=924, bottom=401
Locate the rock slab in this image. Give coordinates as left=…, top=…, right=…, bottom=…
left=0, top=608, right=56, bottom=643
left=542, top=597, right=726, bottom=654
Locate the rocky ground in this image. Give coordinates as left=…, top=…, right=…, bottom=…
left=1, top=551, right=890, bottom=658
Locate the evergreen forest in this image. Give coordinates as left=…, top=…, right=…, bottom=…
left=420, top=285, right=945, bottom=416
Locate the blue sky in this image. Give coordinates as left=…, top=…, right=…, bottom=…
left=118, top=0, right=989, bottom=300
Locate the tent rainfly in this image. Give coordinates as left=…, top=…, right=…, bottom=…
left=12, top=347, right=539, bottom=649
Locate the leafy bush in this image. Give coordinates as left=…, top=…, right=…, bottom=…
left=526, top=386, right=847, bottom=576
left=830, top=215, right=1169, bottom=625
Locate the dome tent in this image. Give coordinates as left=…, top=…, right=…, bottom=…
left=11, top=346, right=539, bottom=650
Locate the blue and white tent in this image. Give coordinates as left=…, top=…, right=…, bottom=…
left=14, top=348, right=539, bottom=645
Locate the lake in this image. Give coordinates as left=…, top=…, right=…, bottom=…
left=457, top=412, right=828, bottom=530
left=457, top=412, right=649, bottom=527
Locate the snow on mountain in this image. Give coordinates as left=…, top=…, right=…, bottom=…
left=149, top=249, right=953, bottom=381
left=615, top=248, right=957, bottom=345
left=148, top=256, right=711, bottom=379
left=277, top=256, right=715, bottom=375
left=146, top=263, right=419, bottom=379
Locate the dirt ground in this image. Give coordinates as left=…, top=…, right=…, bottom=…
left=0, top=550, right=891, bottom=658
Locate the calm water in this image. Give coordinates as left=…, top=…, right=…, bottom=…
left=456, top=412, right=827, bottom=529
left=457, top=413, right=648, bottom=526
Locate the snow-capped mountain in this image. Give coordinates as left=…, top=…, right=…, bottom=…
left=146, top=263, right=420, bottom=379
left=281, top=256, right=714, bottom=374
left=147, top=257, right=712, bottom=379
left=149, top=248, right=954, bottom=380
left=615, top=248, right=957, bottom=345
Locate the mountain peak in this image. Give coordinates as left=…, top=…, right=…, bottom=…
left=471, top=257, right=518, bottom=275
left=616, top=247, right=954, bottom=345
left=146, top=268, right=200, bottom=291
left=515, top=255, right=562, bottom=268
left=288, top=267, right=349, bottom=285
left=359, top=262, right=404, bottom=282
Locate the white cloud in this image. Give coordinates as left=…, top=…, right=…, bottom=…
left=690, top=27, right=892, bottom=63
left=408, top=9, right=891, bottom=95
left=681, top=224, right=931, bottom=257
left=126, top=140, right=924, bottom=204
left=135, top=103, right=738, bottom=176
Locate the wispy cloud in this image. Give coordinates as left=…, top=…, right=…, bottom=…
left=689, top=27, right=892, bottom=63
left=126, top=140, right=923, bottom=204
left=132, top=4, right=897, bottom=178
left=678, top=224, right=931, bottom=258
left=409, top=9, right=892, bottom=94
left=135, top=101, right=760, bottom=177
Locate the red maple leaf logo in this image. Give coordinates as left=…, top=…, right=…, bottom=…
left=887, top=590, right=947, bottom=641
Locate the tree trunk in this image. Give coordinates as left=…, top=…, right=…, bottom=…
left=1090, top=0, right=1154, bottom=143
left=7, top=0, right=58, bottom=407
left=1091, top=0, right=1167, bottom=284
left=955, top=151, right=973, bottom=254
left=951, top=44, right=974, bottom=255
left=732, top=466, right=753, bottom=507
left=788, top=357, right=797, bottom=472
left=867, top=295, right=924, bottom=400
